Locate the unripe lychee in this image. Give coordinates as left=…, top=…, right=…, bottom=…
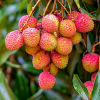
left=32, top=50, right=50, bottom=69
left=70, top=32, right=82, bottom=44
left=55, top=37, right=73, bottom=55
left=39, top=71, right=56, bottom=90
left=67, top=11, right=80, bottom=21
left=82, top=53, right=99, bottom=72
left=91, top=72, right=97, bottom=83
left=84, top=81, right=93, bottom=98
left=25, top=45, right=40, bottom=55
left=22, top=28, right=40, bottom=47
left=39, top=33, right=57, bottom=51
left=42, top=14, right=59, bottom=33
left=18, top=15, right=37, bottom=31
left=59, top=19, right=76, bottom=37
left=50, top=63, right=58, bottom=75
left=75, top=13, right=94, bottom=32
left=5, top=30, right=24, bottom=50
left=52, top=52, right=68, bottom=69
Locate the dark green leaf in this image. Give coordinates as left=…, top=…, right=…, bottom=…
left=73, top=74, right=88, bottom=100
left=30, top=82, right=37, bottom=95
left=96, top=5, right=100, bottom=21
left=0, top=70, right=18, bottom=100
left=91, top=72, right=100, bottom=100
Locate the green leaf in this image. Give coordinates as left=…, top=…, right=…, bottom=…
left=74, top=0, right=80, bottom=9
left=0, top=45, right=17, bottom=66
left=91, top=72, right=100, bottom=100
left=0, top=70, right=18, bottom=100
left=96, top=5, right=100, bottom=21
left=80, top=7, right=96, bottom=20
left=30, top=82, right=37, bottom=95
left=14, top=70, right=29, bottom=100
left=39, top=2, right=45, bottom=16
left=27, top=0, right=33, bottom=14
left=65, top=0, right=73, bottom=12
left=73, top=74, right=88, bottom=100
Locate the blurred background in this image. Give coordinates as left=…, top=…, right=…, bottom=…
left=0, top=0, right=99, bottom=100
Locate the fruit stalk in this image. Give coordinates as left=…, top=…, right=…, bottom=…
left=43, top=0, right=52, bottom=17
left=51, top=0, right=57, bottom=13
left=19, top=0, right=41, bottom=32
left=61, top=0, right=64, bottom=19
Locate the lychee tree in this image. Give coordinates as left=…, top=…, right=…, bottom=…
left=0, top=0, right=100, bottom=100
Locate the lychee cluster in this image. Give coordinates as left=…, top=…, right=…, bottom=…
left=5, top=11, right=94, bottom=90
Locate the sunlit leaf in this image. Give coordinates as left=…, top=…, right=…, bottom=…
left=27, top=0, right=33, bottom=14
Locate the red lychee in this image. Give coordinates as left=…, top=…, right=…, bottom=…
left=43, top=65, right=50, bottom=72
left=22, top=28, right=40, bottom=47
left=67, top=11, right=80, bottom=21
left=82, top=53, right=99, bottom=72
left=18, top=15, right=37, bottom=31
left=32, top=50, right=50, bottom=69
left=39, top=71, right=56, bottom=90
left=5, top=30, right=24, bottom=50
left=42, top=14, right=59, bottom=33
left=55, top=37, right=73, bottom=55
left=39, top=33, right=57, bottom=51
left=59, top=19, right=76, bottom=37
left=75, top=13, right=94, bottom=32
left=91, top=72, right=97, bottom=83
left=52, top=52, right=69, bottom=69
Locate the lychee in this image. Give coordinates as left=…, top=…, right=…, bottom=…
left=42, top=14, right=59, bottom=33
left=25, top=45, right=40, bottom=55
left=43, top=65, right=50, bottom=72
left=55, top=37, right=73, bottom=55
left=22, top=28, right=40, bottom=47
left=18, top=15, right=37, bottom=31
left=91, top=72, right=97, bottom=83
left=39, top=33, right=57, bottom=51
left=82, top=53, right=99, bottom=72
left=52, top=52, right=68, bottom=69
left=39, top=71, right=56, bottom=90
left=84, top=81, right=93, bottom=98
left=70, top=32, right=82, bottom=44
left=59, top=19, right=76, bottom=37
left=67, top=11, right=80, bottom=21
left=75, top=13, right=94, bottom=32
left=32, top=50, right=50, bottom=69
left=5, top=30, right=24, bottom=50
left=50, top=63, right=58, bottom=75
left=36, top=23, right=41, bottom=30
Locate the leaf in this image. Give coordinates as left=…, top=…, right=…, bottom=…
left=91, top=71, right=100, bottom=100
left=96, top=5, right=100, bottom=21
left=74, top=0, right=80, bottom=9
left=39, top=2, right=45, bottom=16
left=65, top=0, right=73, bottom=12
left=0, top=45, right=17, bottom=66
left=80, top=8, right=96, bottom=20
left=27, top=0, right=33, bottom=14
left=14, top=70, right=29, bottom=100
left=30, top=82, right=37, bottom=95
left=73, top=74, right=88, bottom=100
left=0, top=70, right=18, bottom=100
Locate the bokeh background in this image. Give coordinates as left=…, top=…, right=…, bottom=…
left=0, top=0, right=99, bottom=100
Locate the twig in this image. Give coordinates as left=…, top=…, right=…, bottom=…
left=51, top=0, right=57, bottom=13
left=43, top=0, right=52, bottom=17
left=19, top=0, right=41, bottom=32
left=61, top=0, right=64, bottom=19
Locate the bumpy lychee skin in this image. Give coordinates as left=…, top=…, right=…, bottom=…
left=39, top=71, right=56, bottom=90
left=52, top=52, right=68, bottom=69
left=75, top=13, right=94, bottom=32
left=55, top=37, right=73, bottom=55
left=18, top=15, right=37, bottom=31
left=5, top=30, right=24, bottom=50
left=84, top=81, right=93, bottom=98
left=42, top=14, right=59, bottom=33
left=59, top=19, right=76, bottom=37
left=70, top=32, right=82, bottom=44
left=91, top=72, right=97, bottom=83
left=36, top=23, right=41, bottom=30
left=32, top=50, right=50, bottom=69
left=82, top=53, right=99, bottom=72
left=67, top=11, right=80, bottom=21
left=25, top=45, right=40, bottom=55
left=22, top=28, right=40, bottom=47
left=39, top=33, right=57, bottom=51
left=50, top=63, right=58, bottom=75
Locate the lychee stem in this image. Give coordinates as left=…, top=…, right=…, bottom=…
left=43, top=0, right=52, bottom=17
left=57, top=0, right=69, bottom=15
left=51, top=0, right=57, bottom=14
left=19, top=0, right=41, bottom=32
left=92, top=41, right=100, bottom=53
left=61, top=0, right=64, bottom=19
